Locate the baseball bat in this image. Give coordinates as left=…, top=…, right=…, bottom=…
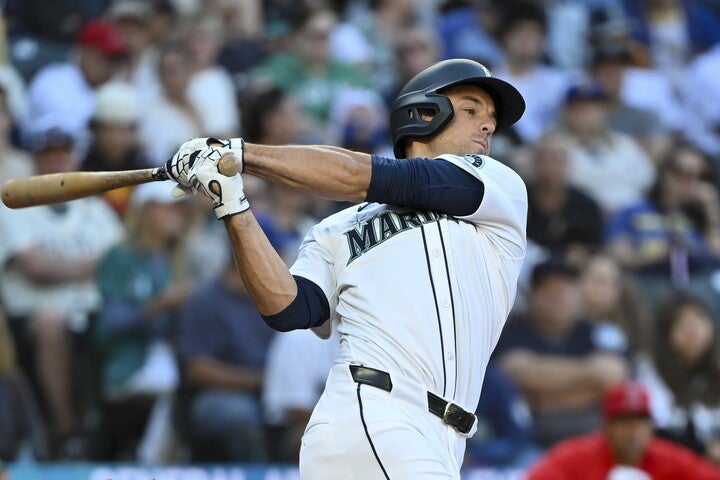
left=1, top=153, right=241, bottom=209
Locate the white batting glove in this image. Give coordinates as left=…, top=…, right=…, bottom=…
left=188, top=147, right=249, bottom=219
left=165, top=137, right=245, bottom=197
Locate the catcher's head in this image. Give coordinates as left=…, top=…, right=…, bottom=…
left=390, top=58, right=525, bottom=158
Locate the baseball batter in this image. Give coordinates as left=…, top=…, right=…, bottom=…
left=167, top=59, right=527, bottom=479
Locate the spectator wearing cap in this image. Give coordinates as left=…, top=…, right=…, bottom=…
left=0, top=115, right=124, bottom=458
left=493, top=257, right=630, bottom=449
left=26, top=19, right=128, bottom=151
left=92, top=181, right=191, bottom=462
left=526, top=381, right=720, bottom=479
left=556, top=80, right=655, bottom=217
left=80, top=81, right=151, bottom=217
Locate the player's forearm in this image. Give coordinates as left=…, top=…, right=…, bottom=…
left=243, top=144, right=372, bottom=203
left=224, top=210, right=298, bottom=315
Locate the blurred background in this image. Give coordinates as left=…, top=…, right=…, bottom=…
left=0, top=0, right=720, bottom=477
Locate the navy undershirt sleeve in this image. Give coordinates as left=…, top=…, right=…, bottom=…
left=261, top=275, right=330, bottom=332
left=365, top=155, right=485, bottom=216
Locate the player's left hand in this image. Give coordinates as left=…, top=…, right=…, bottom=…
left=188, top=147, right=249, bottom=219
left=165, top=137, right=213, bottom=196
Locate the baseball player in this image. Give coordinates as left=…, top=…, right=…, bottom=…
left=166, top=58, right=527, bottom=479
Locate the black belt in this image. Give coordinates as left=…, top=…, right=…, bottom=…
left=349, top=365, right=475, bottom=434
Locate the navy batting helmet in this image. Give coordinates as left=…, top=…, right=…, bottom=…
left=390, top=58, right=525, bottom=158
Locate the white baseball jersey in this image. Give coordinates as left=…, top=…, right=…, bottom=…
left=291, top=154, right=527, bottom=478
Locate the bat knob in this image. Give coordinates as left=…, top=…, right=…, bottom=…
left=218, top=153, right=241, bottom=176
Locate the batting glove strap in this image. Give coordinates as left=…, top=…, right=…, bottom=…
left=213, top=193, right=250, bottom=219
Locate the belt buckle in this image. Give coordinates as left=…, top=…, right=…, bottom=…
left=443, top=401, right=474, bottom=434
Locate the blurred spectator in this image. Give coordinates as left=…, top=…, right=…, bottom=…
left=384, top=23, right=440, bottom=107
left=26, top=19, right=128, bottom=151
left=493, top=2, right=575, bottom=144
left=214, top=0, right=267, bottom=87
left=238, top=81, right=335, bottom=256
left=262, top=328, right=339, bottom=462
left=622, top=0, right=720, bottom=86
left=525, top=131, right=605, bottom=267
left=494, top=258, right=630, bottom=448
left=586, top=6, right=651, bottom=68
left=92, top=181, right=190, bottom=461
left=0, top=13, right=31, bottom=129
left=558, top=80, right=655, bottom=216
left=240, top=82, right=324, bottom=146
left=605, top=143, right=720, bottom=318
left=463, top=362, right=540, bottom=469
left=176, top=255, right=275, bottom=462
left=251, top=4, right=370, bottom=126
left=436, top=0, right=505, bottom=70
left=0, top=311, right=48, bottom=461
left=328, top=87, right=391, bottom=155
left=183, top=12, right=239, bottom=139
left=579, top=253, right=652, bottom=357
left=330, top=0, right=419, bottom=99
left=680, top=42, right=720, bottom=159
left=80, top=81, right=151, bottom=217
left=635, top=292, right=720, bottom=465
left=5, top=0, right=108, bottom=82
left=139, top=38, right=203, bottom=165
left=590, top=48, right=679, bottom=164
left=525, top=380, right=720, bottom=479
left=0, top=86, right=32, bottom=185
left=0, top=116, right=123, bottom=457
left=109, top=0, right=164, bottom=106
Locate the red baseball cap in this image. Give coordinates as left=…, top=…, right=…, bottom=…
left=77, top=19, right=128, bottom=57
left=602, top=381, right=651, bottom=420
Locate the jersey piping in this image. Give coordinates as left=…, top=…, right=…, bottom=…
left=436, top=221, right=459, bottom=400
left=420, top=223, right=447, bottom=395
left=356, top=385, right=391, bottom=479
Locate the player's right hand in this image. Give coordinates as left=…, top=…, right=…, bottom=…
left=188, top=146, right=249, bottom=219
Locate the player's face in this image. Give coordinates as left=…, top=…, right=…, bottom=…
left=421, top=85, right=497, bottom=157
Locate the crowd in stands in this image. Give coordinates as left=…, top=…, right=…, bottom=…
left=0, top=0, right=719, bottom=474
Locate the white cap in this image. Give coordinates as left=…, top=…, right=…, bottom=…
left=93, top=82, right=140, bottom=125
left=130, top=181, right=184, bottom=208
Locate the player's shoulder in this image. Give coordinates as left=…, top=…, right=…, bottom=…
left=438, top=153, right=520, bottom=177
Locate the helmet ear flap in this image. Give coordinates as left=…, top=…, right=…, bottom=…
left=390, top=93, right=454, bottom=158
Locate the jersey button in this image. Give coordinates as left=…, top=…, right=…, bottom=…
left=441, top=299, right=450, bottom=307
left=447, top=353, right=455, bottom=361
left=432, top=249, right=441, bottom=257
